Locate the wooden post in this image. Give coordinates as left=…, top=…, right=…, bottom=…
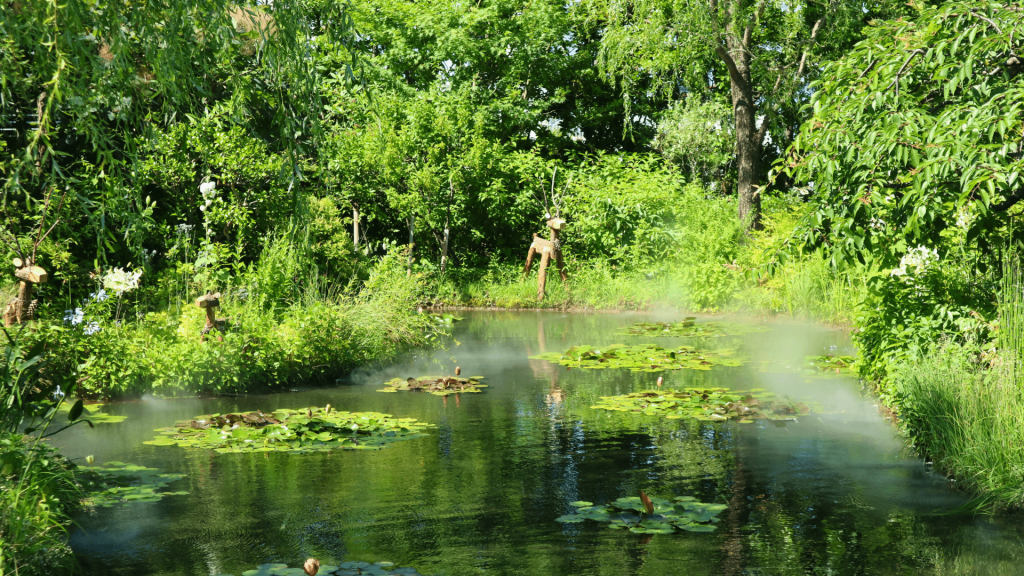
left=4, top=258, right=47, bottom=326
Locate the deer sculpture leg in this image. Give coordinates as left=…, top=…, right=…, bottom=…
left=523, top=238, right=538, bottom=276
left=537, top=247, right=552, bottom=300
left=555, top=249, right=568, bottom=284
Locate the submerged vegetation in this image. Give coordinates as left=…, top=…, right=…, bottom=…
left=78, top=462, right=189, bottom=507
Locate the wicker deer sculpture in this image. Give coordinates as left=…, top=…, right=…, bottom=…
left=2, top=188, right=66, bottom=326
left=523, top=169, right=569, bottom=301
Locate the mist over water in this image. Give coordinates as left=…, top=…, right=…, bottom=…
left=52, top=311, right=1024, bottom=575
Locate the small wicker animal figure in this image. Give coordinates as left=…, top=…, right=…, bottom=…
left=195, top=291, right=227, bottom=340
left=3, top=257, right=47, bottom=326
left=523, top=217, right=568, bottom=301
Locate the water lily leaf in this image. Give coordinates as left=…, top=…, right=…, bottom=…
left=556, top=494, right=725, bottom=534
left=590, top=388, right=820, bottom=422
left=530, top=344, right=744, bottom=372
left=377, top=375, right=487, bottom=396
left=78, top=462, right=188, bottom=508
left=618, top=321, right=767, bottom=338
left=760, top=354, right=857, bottom=377
left=57, top=401, right=128, bottom=424
left=146, top=408, right=433, bottom=454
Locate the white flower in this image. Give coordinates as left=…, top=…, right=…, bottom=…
left=891, top=245, right=939, bottom=279
left=64, top=308, right=84, bottom=325
left=84, top=321, right=101, bottom=335
left=102, top=267, right=143, bottom=296
left=90, top=289, right=109, bottom=303
left=199, top=181, right=216, bottom=195
left=956, top=207, right=975, bottom=230
left=176, top=223, right=194, bottom=235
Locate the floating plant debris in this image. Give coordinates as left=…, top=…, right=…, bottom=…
left=77, top=462, right=188, bottom=507
left=618, top=319, right=765, bottom=338
left=57, top=401, right=127, bottom=424
left=144, top=407, right=433, bottom=453
left=378, top=375, right=486, bottom=396
left=591, top=388, right=815, bottom=422
left=218, top=561, right=429, bottom=576
left=556, top=494, right=727, bottom=534
left=529, top=344, right=743, bottom=372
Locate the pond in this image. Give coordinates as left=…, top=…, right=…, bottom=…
left=51, top=311, right=1024, bottom=575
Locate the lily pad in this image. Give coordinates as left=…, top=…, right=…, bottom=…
left=378, top=376, right=487, bottom=396
left=77, top=462, right=188, bottom=507
left=57, top=401, right=127, bottom=424
left=144, top=407, right=434, bottom=453
left=530, top=343, right=744, bottom=372
left=556, top=494, right=727, bottom=534
left=618, top=319, right=766, bottom=338
left=220, top=561, right=430, bottom=576
left=427, top=313, right=463, bottom=324
left=591, top=388, right=817, bottom=422
left=760, top=354, right=857, bottom=377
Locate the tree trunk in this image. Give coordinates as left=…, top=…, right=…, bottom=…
left=720, top=36, right=762, bottom=231
left=407, top=215, right=415, bottom=276
left=353, top=206, right=360, bottom=249
left=440, top=227, right=450, bottom=273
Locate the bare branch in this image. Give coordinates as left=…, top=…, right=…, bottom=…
left=968, top=8, right=1003, bottom=34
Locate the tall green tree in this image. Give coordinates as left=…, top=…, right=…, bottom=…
left=779, top=0, right=1024, bottom=272
left=586, top=0, right=909, bottom=229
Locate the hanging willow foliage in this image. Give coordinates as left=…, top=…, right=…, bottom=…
left=0, top=0, right=360, bottom=257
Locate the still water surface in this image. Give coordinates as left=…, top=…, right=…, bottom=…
left=52, top=311, right=1024, bottom=575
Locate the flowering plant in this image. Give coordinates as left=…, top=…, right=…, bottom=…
left=102, top=267, right=143, bottom=296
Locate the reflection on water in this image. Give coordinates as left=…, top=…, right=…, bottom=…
left=51, top=311, right=1024, bottom=575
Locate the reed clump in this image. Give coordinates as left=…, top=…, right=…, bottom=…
left=893, top=256, right=1024, bottom=509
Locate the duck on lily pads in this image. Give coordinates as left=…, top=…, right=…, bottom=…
left=556, top=493, right=727, bottom=534
left=530, top=344, right=743, bottom=372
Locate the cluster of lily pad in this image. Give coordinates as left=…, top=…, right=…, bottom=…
left=77, top=461, right=188, bottom=507
left=556, top=494, right=727, bottom=534
left=143, top=407, right=433, bottom=453
left=591, top=388, right=814, bottom=423
left=57, top=402, right=127, bottom=424
left=804, top=354, right=856, bottom=375
left=427, top=313, right=462, bottom=324
left=222, top=561, right=427, bottom=576
left=618, top=319, right=765, bottom=338
left=378, top=376, right=486, bottom=396
left=530, top=344, right=743, bottom=372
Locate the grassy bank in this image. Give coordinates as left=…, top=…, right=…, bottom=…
left=425, top=192, right=867, bottom=326
left=889, top=260, right=1024, bottom=510
left=27, top=242, right=435, bottom=399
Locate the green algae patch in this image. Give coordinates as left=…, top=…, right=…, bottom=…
left=378, top=375, right=486, bottom=396
left=144, top=407, right=433, bottom=453
left=556, top=495, right=726, bottom=534
left=618, top=319, right=766, bottom=338
left=57, top=402, right=127, bottom=424
left=219, top=561, right=429, bottom=576
left=530, top=343, right=744, bottom=372
left=78, top=462, right=188, bottom=507
left=591, top=388, right=815, bottom=422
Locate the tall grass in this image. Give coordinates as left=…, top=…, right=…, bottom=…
left=892, top=256, right=1024, bottom=509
